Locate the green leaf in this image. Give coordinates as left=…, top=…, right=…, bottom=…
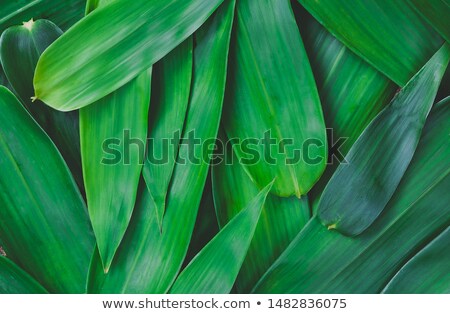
left=212, top=131, right=310, bottom=292
left=0, top=0, right=84, bottom=32
left=0, top=19, right=83, bottom=190
left=143, top=38, right=193, bottom=230
left=253, top=96, right=450, bottom=293
left=317, top=44, right=450, bottom=236
left=87, top=0, right=235, bottom=293
left=0, top=256, right=48, bottom=294
left=33, top=0, right=225, bottom=111
left=222, top=0, right=326, bottom=197
left=80, top=0, right=152, bottom=273
left=0, top=87, right=95, bottom=293
left=298, top=0, right=444, bottom=86
left=383, top=227, right=450, bottom=294
left=170, top=182, right=272, bottom=294
left=408, top=0, right=450, bottom=43
left=293, top=6, right=397, bottom=210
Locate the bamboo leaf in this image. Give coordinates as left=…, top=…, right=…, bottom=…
left=0, top=256, right=48, bottom=294
left=80, top=0, right=152, bottom=273
left=0, top=87, right=95, bottom=293
left=33, top=0, right=225, bottom=111
left=0, top=19, right=83, bottom=189
left=143, top=38, right=193, bottom=230
left=222, top=0, right=326, bottom=197
left=212, top=131, right=310, bottom=292
left=383, top=227, right=450, bottom=294
left=170, top=182, right=272, bottom=294
left=253, top=96, right=450, bottom=293
left=87, top=0, right=235, bottom=293
left=408, top=0, right=450, bottom=43
left=317, top=45, right=450, bottom=236
left=293, top=6, right=397, bottom=210
left=298, top=0, right=444, bottom=86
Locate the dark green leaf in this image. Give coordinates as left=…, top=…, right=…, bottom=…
left=408, top=0, right=450, bottom=43
left=0, top=256, right=48, bottom=294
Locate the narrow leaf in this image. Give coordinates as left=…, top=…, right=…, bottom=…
left=223, top=0, right=326, bottom=197
left=143, top=38, right=193, bottom=230
left=170, top=182, right=272, bottom=294
left=87, top=0, right=235, bottom=293
left=212, top=131, right=310, bottom=292
left=408, top=0, right=450, bottom=43
left=0, top=19, right=82, bottom=189
left=298, top=0, right=444, bottom=86
left=34, top=0, right=225, bottom=111
left=253, top=97, right=450, bottom=293
left=0, top=257, right=48, bottom=294
left=0, top=87, right=95, bottom=293
left=383, top=227, right=450, bottom=294
left=318, top=44, right=450, bottom=236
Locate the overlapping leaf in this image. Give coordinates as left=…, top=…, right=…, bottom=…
left=0, top=87, right=95, bottom=293
left=87, top=0, right=235, bottom=293
left=298, top=0, right=444, bottom=86
left=223, top=0, right=326, bottom=197
left=34, top=0, right=225, bottom=111
left=408, top=0, right=450, bottom=43
left=253, top=96, right=450, bottom=293
left=318, top=45, right=449, bottom=236
left=0, top=256, right=48, bottom=294
left=143, top=38, right=193, bottom=229
left=170, top=183, right=272, bottom=294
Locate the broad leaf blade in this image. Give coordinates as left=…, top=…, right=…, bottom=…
left=317, top=45, right=450, bottom=236
left=383, top=227, right=450, bottom=294
left=212, top=132, right=310, bottom=292
left=0, top=256, right=48, bottom=294
left=408, top=0, right=450, bottom=43
left=0, top=87, right=95, bottom=293
left=143, top=38, right=193, bottom=230
left=87, top=0, right=235, bottom=293
left=170, top=182, right=272, bottom=294
left=0, top=19, right=82, bottom=189
left=222, top=0, right=326, bottom=197
left=34, top=0, right=225, bottom=111
left=298, top=0, right=444, bottom=86
left=253, top=97, right=450, bottom=293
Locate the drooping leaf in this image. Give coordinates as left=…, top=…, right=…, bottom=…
left=383, top=227, right=450, bottom=294
left=143, top=38, right=193, bottom=230
left=0, top=0, right=84, bottom=32
left=293, top=6, right=397, bottom=210
left=33, top=0, right=225, bottom=111
left=170, top=182, right=272, bottom=294
left=317, top=44, right=450, bottom=236
left=408, top=0, right=450, bottom=43
left=223, top=0, right=326, bottom=197
left=80, top=0, right=152, bottom=273
left=0, top=87, right=95, bottom=293
left=253, top=97, right=450, bottom=293
left=0, top=256, right=48, bottom=294
left=0, top=19, right=82, bottom=189
left=212, top=131, right=310, bottom=292
left=298, top=0, right=444, bottom=86
left=87, top=0, right=235, bottom=293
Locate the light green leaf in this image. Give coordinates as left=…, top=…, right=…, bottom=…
left=212, top=131, right=310, bottom=292
left=0, top=19, right=83, bottom=189
left=0, top=256, right=48, bottom=294
left=318, top=44, right=450, bottom=236
left=253, top=96, right=450, bottom=293
left=34, top=0, right=225, bottom=111
left=170, top=182, right=272, bottom=294
left=408, top=0, right=450, bottom=43
left=0, top=87, right=95, bottom=293
left=143, top=38, right=193, bottom=230
left=298, top=0, right=444, bottom=86
left=293, top=6, right=397, bottom=210
left=223, top=0, right=326, bottom=197
left=383, top=227, right=450, bottom=294
left=87, top=0, right=235, bottom=293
